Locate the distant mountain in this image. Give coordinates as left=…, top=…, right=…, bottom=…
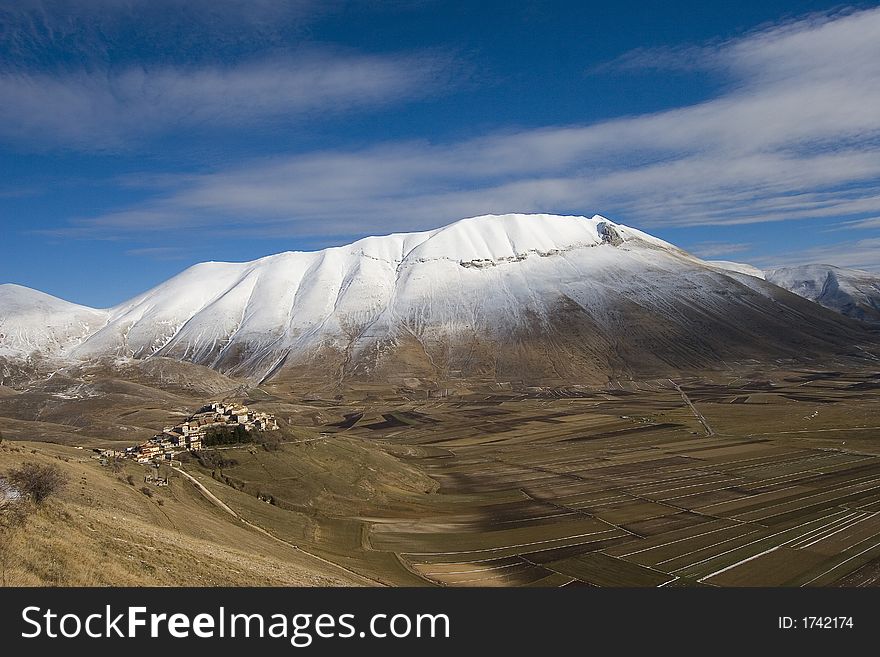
left=0, top=284, right=107, bottom=359
left=1, top=214, right=875, bottom=385
left=766, top=265, right=880, bottom=324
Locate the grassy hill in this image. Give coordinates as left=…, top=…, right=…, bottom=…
left=0, top=440, right=362, bottom=586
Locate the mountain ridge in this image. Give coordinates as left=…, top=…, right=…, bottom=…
left=765, top=264, right=880, bottom=324
left=707, top=261, right=880, bottom=324
left=2, top=213, right=876, bottom=385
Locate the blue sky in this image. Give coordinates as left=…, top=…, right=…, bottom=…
left=1, top=0, right=879, bottom=307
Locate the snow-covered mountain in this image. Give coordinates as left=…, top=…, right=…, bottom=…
left=0, top=214, right=873, bottom=384
left=706, top=261, right=766, bottom=280
left=0, top=284, right=108, bottom=359
left=766, top=265, right=880, bottom=324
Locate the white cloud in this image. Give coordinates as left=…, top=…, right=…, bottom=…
left=587, top=44, right=724, bottom=75
left=53, top=7, right=880, bottom=240
left=0, top=0, right=327, bottom=61
left=758, top=237, right=880, bottom=272
left=124, top=246, right=191, bottom=261
left=842, top=217, right=880, bottom=230
left=0, top=51, right=450, bottom=147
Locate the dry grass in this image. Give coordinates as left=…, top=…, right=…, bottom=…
left=0, top=441, right=360, bottom=586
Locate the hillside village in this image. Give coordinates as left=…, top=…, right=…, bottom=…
left=126, top=402, right=279, bottom=463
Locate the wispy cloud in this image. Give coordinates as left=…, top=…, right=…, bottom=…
left=50, top=7, right=880, bottom=240
left=758, top=237, right=880, bottom=272
left=0, top=1, right=456, bottom=148
left=0, top=0, right=329, bottom=64
left=124, top=246, right=193, bottom=261
left=587, top=44, right=723, bottom=75
left=0, top=185, right=41, bottom=199
left=841, top=217, right=880, bottom=230
left=0, top=51, right=452, bottom=147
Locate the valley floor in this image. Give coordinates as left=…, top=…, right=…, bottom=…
left=3, top=363, right=880, bottom=586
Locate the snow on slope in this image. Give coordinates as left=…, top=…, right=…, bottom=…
left=766, top=265, right=880, bottom=323
left=69, top=213, right=666, bottom=366
left=0, top=214, right=869, bottom=382
left=0, top=284, right=108, bottom=358
left=706, top=260, right=766, bottom=280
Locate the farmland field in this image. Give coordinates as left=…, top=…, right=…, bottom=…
left=5, top=364, right=879, bottom=587
left=173, top=365, right=880, bottom=586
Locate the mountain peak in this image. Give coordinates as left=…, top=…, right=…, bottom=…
left=339, top=212, right=674, bottom=268
left=0, top=282, right=99, bottom=312
left=2, top=213, right=870, bottom=380
left=766, top=263, right=880, bottom=324
left=0, top=212, right=718, bottom=372
left=0, top=283, right=108, bottom=359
